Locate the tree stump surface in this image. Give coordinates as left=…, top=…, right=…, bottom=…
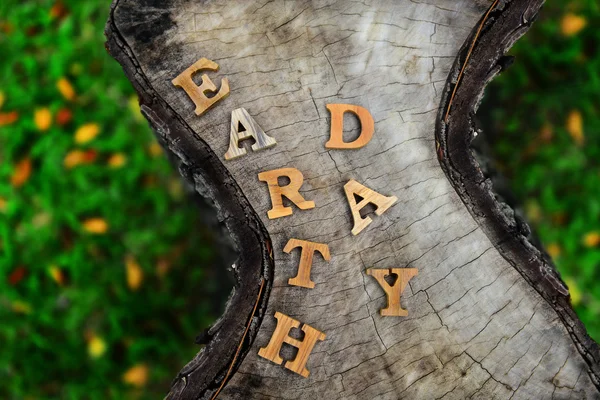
left=105, top=0, right=600, bottom=398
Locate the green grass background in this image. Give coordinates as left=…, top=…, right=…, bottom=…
left=1, top=1, right=223, bottom=398
left=0, top=0, right=598, bottom=398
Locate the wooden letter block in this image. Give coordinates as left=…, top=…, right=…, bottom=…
left=258, top=168, right=315, bottom=219
left=258, top=311, right=326, bottom=378
left=171, top=57, right=230, bottom=116
left=366, top=268, right=418, bottom=317
left=224, top=108, right=277, bottom=160
left=325, top=104, right=375, bottom=149
left=344, top=179, right=398, bottom=235
left=284, top=239, right=331, bottom=289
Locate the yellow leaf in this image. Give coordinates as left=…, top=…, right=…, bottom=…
left=57, top=78, right=75, bottom=101
left=0, top=197, right=6, bottom=213
left=88, top=334, right=107, bottom=358
left=108, top=153, right=127, bottom=168
left=125, top=256, right=143, bottom=291
left=566, top=110, right=584, bottom=146
left=12, top=300, right=32, bottom=314
left=168, top=179, right=184, bottom=200
left=83, top=218, right=108, bottom=234
left=32, top=212, right=51, bottom=227
left=524, top=200, right=542, bottom=224
left=128, top=95, right=144, bottom=122
left=123, top=364, right=149, bottom=387
left=70, top=63, right=83, bottom=76
left=561, top=13, right=587, bottom=37
left=34, top=108, right=52, bottom=131
left=0, top=91, right=4, bottom=109
left=75, top=123, right=100, bottom=144
left=583, top=232, right=600, bottom=248
left=48, top=265, right=65, bottom=285
left=11, top=158, right=32, bottom=188
left=547, top=243, right=561, bottom=259
left=64, top=149, right=97, bottom=168
left=148, top=142, right=163, bottom=157
left=64, top=150, right=85, bottom=168
left=564, top=277, right=582, bottom=306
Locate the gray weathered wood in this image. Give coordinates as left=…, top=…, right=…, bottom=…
left=105, top=0, right=600, bottom=398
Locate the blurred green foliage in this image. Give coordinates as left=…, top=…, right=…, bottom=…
left=0, top=1, right=221, bottom=398
left=484, top=1, right=600, bottom=340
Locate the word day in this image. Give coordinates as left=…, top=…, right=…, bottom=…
left=173, top=57, right=418, bottom=378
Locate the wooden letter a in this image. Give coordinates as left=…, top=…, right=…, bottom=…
left=344, top=179, right=398, bottom=235
left=224, top=108, right=277, bottom=160
left=367, top=268, right=418, bottom=316
left=258, top=168, right=315, bottom=219
left=258, top=312, right=326, bottom=377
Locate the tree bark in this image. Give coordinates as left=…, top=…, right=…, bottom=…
left=105, top=0, right=600, bottom=399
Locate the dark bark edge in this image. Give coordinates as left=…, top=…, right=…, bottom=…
left=435, top=0, right=600, bottom=388
left=105, top=2, right=274, bottom=399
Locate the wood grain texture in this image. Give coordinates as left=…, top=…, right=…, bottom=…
left=105, top=0, right=600, bottom=398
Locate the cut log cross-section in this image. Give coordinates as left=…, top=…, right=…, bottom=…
left=105, top=0, right=600, bottom=399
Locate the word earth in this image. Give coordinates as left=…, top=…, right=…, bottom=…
left=173, top=57, right=419, bottom=378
